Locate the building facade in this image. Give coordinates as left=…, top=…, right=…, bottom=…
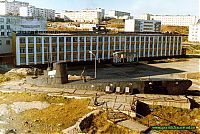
left=0, top=0, right=29, bottom=16
left=140, top=14, right=198, bottom=26
left=0, top=15, right=46, bottom=55
left=61, top=8, right=105, bottom=23
left=79, top=24, right=97, bottom=30
left=14, top=32, right=183, bottom=66
left=106, top=10, right=131, bottom=19
left=125, top=19, right=161, bottom=32
left=19, top=6, right=55, bottom=20
left=189, top=21, right=200, bottom=42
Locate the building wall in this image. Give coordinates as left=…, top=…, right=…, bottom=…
left=125, top=19, right=161, bottom=32
left=189, top=24, right=200, bottom=42
left=140, top=14, right=198, bottom=26
left=0, top=1, right=29, bottom=16
left=14, top=34, right=183, bottom=66
left=19, top=6, right=55, bottom=20
left=61, top=8, right=104, bottom=23
left=0, top=36, right=12, bottom=54
left=0, top=15, right=47, bottom=55
left=107, top=10, right=130, bottom=19
left=0, top=3, right=6, bottom=15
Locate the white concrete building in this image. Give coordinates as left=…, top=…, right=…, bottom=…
left=14, top=31, right=184, bottom=66
left=19, top=6, right=55, bottom=20
left=106, top=10, right=131, bottom=19
left=0, top=0, right=29, bottom=16
left=0, top=15, right=47, bottom=55
left=125, top=19, right=161, bottom=32
left=140, top=14, right=198, bottom=26
left=189, top=21, right=200, bottom=42
left=61, top=8, right=105, bottom=23
left=79, top=24, right=97, bottom=30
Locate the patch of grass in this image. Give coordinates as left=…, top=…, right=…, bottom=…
left=137, top=106, right=200, bottom=134
left=179, top=72, right=200, bottom=81
left=0, top=92, right=91, bottom=133
left=88, top=112, right=137, bottom=134
left=0, top=73, right=25, bottom=84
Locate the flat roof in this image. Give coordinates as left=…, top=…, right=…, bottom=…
left=14, top=31, right=184, bottom=36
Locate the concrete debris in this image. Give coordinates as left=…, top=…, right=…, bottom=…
left=11, top=101, right=50, bottom=114
left=7, top=68, right=33, bottom=75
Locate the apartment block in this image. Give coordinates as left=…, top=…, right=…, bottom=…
left=20, top=6, right=55, bottom=20
left=0, top=15, right=46, bottom=55
left=189, top=21, right=200, bottom=42
left=140, top=14, right=198, bottom=26
left=0, top=0, right=29, bottom=16
left=13, top=31, right=183, bottom=66
left=125, top=19, right=161, bottom=32
left=61, top=8, right=105, bottom=23
left=106, top=10, right=131, bottom=19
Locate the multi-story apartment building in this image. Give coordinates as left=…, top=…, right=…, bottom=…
left=0, top=0, right=29, bottom=16
left=106, top=10, right=131, bottom=19
left=61, top=8, right=105, bottom=23
left=189, top=21, right=200, bottom=42
left=19, top=6, right=55, bottom=20
left=140, top=14, right=198, bottom=26
left=125, top=19, right=161, bottom=32
left=0, top=0, right=55, bottom=20
left=13, top=31, right=183, bottom=66
left=0, top=15, right=46, bottom=55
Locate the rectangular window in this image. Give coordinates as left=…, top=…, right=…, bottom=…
left=1, top=25, right=4, bottom=29
left=99, top=37, right=103, bottom=42
left=28, top=37, right=34, bottom=44
left=104, top=37, right=108, bottom=42
left=6, top=25, right=10, bottom=30
left=86, top=37, right=90, bottom=42
left=36, top=37, right=41, bottom=44
left=28, top=48, right=34, bottom=53
left=79, top=37, right=83, bottom=42
left=36, top=47, right=42, bottom=53
left=73, top=37, right=78, bottom=42
left=52, top=37, right=57, bottom=44
left=0, top=18, right=4, bottom=23
left=6, top=18, right=10, bottom=24
left=92, top=37, right=97, bottom=42
left=1, top=32, right=4, bottom=36
left=44, top=37, right=49, bottom=44
left=20, top=37, right=26, bottom=43
left=66, top=37, right=71, bottom=42
left=59, top=37, right=64, bottom=43
left=20, top=48, right=26, bottom=53
left=6, top=40, right=10, bottom=45
left=20, top=58, right=26, bottom=64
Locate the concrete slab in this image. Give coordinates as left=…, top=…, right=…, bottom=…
left=117, top=120, right=149, bottom=133
left=74, top=90, right=86, bottom=95
left=84, top=90, right=98, bottom=95
left=63, top=88, right=76, bottom=94
left=116, top=96, right=127, bottom=103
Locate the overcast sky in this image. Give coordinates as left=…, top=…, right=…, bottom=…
left=21, top=0, right=199, bottom=17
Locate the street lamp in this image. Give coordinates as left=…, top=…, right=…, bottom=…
left=89, top=50, right=97, bottom=79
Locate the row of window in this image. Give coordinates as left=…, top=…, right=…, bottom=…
left=19, top=36, right=182, bottom=44
left=19, top=49, right=179, bottom=64
left=19, top=43, right=179, bottom=54
left=0, top=40, right=11, bottom=45
left=0, top=25, right=11, bottom=30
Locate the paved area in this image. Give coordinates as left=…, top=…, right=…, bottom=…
left=69, top=58, right=199, bottom=80
left=135, top=94, right=191, bottom=109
